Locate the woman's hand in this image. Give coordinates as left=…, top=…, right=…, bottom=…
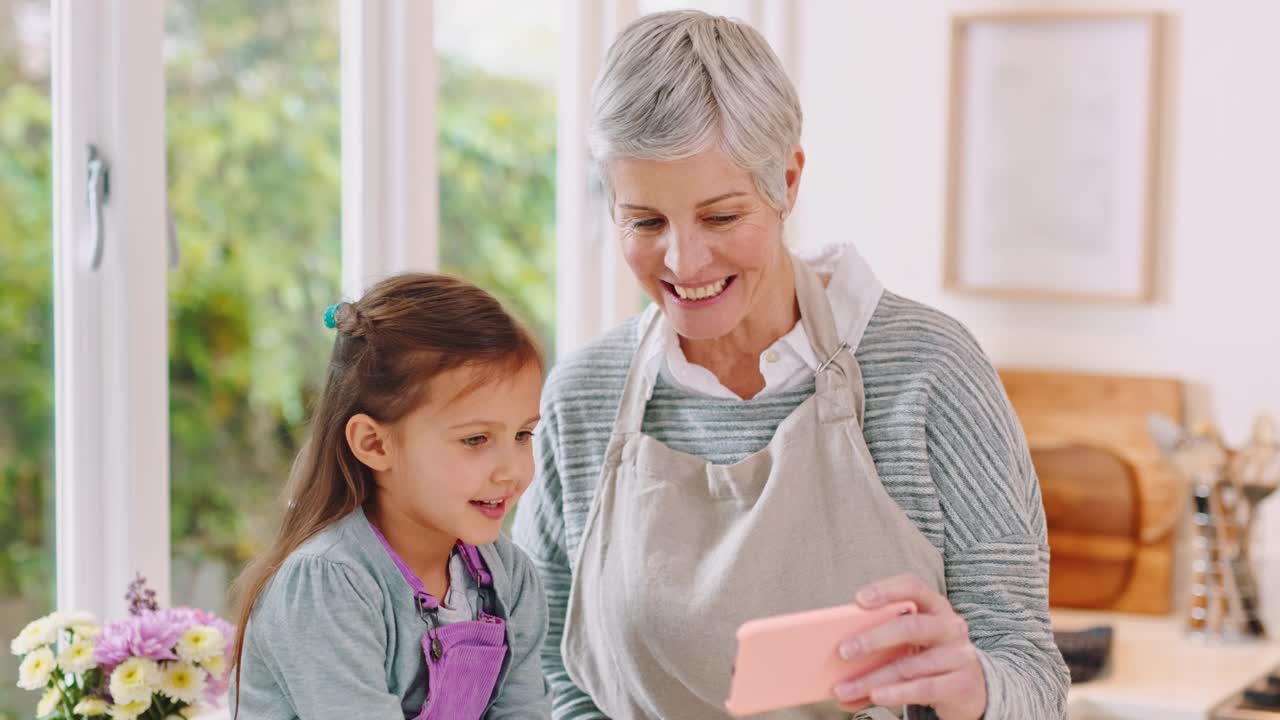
left=833, top=574, right=987, bottom=720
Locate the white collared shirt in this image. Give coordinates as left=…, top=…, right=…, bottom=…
left=639, top=242, right=885, bottom=400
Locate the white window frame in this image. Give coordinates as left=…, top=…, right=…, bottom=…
left=50, top=0, right=439, bottom=617
left=340, top=0, right=439, bottom=298
left=556, top=0, right=641, bottom=359
left=52, top=0, right=170, bottom=619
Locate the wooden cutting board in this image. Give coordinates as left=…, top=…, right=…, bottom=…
left=999, top=369, right=1184, bottom=614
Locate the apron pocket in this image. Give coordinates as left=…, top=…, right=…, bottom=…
left=419, top=620, right=507, bottom=720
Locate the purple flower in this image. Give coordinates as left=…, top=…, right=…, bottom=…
left=125, top=574, right=159, bottom=616
left=156, top=607, right=200, bottom=627
left=204, top=673, right=230, bottom=706
left=94, top=610, right=187, bottom=671
left=94, top=579, right=238, bottom=710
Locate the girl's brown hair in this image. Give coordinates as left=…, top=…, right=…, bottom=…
left=229, top=272, right=542, bottom=701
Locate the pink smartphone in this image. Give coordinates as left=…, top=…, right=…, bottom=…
left=724, top=600, right=917, bottom=717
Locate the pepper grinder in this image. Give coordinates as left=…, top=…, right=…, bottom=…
left=1228, top=414, right=1280, bottom=638
left=1149, top=415, right=1266, bottom=639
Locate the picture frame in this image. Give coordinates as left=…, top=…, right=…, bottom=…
left=943, top=11, right=1165, bottom=303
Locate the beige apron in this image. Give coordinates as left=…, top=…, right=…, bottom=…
left=563, top=256, right=946, bottom=719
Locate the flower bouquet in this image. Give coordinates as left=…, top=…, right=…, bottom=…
left=9, top=576, right=233, bottom=719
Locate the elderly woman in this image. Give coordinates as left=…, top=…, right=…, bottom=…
left=513, top=10, right=1067, bottom=720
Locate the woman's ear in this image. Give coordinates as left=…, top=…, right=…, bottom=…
left=346, top=413, right=393, bottom=472
left=784, top=144, right=806, bottom=214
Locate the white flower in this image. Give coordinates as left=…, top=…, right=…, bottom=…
left=74, top=697, right=110, bottom=716
left=70, top=622, right=102, bottom=640
left=10, top=618, right=58, bottom=656
left=178, top=705, right=203, bottom=718
left=107, top=698, right=151, bottom=720
left=158, top=661, right=206, bottom=704
left=199, top=653, right=226, bottom=678
left=176, top=625, right=224, bottom=664
left=59, top=637, right=99, bottom=674
left=109, top=657, right=158, bottom=704
left=47, top=610, right=96, bottom=630
left=37, top=687, right=61, bottom=717
left=18, top=646, right=56, bottom=690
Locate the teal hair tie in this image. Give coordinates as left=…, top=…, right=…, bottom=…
left=323, top=303, right=344, bottom=329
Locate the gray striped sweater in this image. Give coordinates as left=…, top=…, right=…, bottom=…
left=512, top=291, right=1069, bottom=720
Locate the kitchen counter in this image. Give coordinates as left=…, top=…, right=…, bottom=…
left=1055, top=609, right=1280, bottom=720
left=195, top=609, right=1278, bottom=720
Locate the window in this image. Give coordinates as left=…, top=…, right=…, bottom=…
left=3, top=0, right=702, bottom=658
left=165, top=0, right=341, bottom=616
left=435, top=0, right=559, bottom=357
left=0, top=2, right=52, bottom=715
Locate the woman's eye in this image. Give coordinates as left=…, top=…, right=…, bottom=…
left=462, top=435, right=489, bottom=447
left=706, top=214, right=739, bottom=225
left=629, top=217, right=665, bottom=231
left=516, top=431, right=535, bottom=443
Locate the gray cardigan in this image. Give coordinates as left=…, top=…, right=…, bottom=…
left=232, top=507, right=551, bottom=719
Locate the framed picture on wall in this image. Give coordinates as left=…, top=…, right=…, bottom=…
left=943, top=11, right=1165, bottom=302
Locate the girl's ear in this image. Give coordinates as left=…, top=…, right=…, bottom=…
left=346, top=413, right=393, bottom=472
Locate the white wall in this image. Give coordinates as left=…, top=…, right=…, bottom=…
left=788, top=0, right=1280, bottom=626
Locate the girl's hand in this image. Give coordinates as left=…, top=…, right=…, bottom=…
left=833, top=574, right=987, bottom=720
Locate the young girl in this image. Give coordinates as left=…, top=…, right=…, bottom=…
left=230, top=273, right=551, bottom=719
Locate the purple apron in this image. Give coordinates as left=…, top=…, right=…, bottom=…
left=370, top=523, right=507, bottom=720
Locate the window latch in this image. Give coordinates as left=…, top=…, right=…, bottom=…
left=86, top=144, right=109, bottom=270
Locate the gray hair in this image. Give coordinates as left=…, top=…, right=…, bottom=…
left=589, top=10, right=803, bottom=214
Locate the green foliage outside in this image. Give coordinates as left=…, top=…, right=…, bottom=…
left=0, top=2, right=55, bottom=715
left=0, top=1, right=555, bottom=716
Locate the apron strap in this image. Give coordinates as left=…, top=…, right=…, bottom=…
left=368, top=520, right=438, bottom=612
left=455, top=542, right=493, bottom=587
left=367, top=521, right=497, bottom=618
left=455, top=542, right=500, bottom=619
left=613, top=309, right=666, bottom=435
left=791, top=258, right=865, bottom=427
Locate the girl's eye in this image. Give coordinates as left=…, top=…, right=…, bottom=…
left=462, top=435, right=488, bottom=447
left=516, top=431, right=535, bottom=444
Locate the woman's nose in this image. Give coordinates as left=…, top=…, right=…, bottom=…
left=663, top=226, right=713, bottom=280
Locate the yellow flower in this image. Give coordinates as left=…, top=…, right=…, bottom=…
left=107, top=698, right=151, bottom=720
left=10, top=618, right=57, bottom=656
left=74, top=697, right=110, bottom=716
left=109, top=657, right=157, bottom=704
left=59, top=638, right=99, bottom=674
left=37, top=687, right=61, bottom=717
left=200, top=653, right=226, bottom=678
left=18, top=647, right=56, bottom=690
left=176, top=625, right=224, bottom=664
left=158, top=661, right=206, bottom=704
